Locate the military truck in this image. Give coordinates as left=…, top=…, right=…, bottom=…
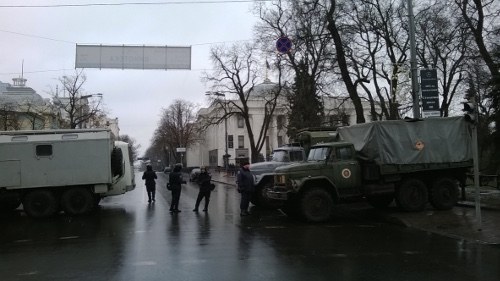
left=249, top=145, right=306, bottom=208
left=267, top=117, right=473, bottom=222
left=249, top=128, right=339, bottom=208
left=0, top=129, right=136, bottom=218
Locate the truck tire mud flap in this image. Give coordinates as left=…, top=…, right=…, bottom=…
left=395, top=179, right=428, bottom=212
left=23, top=190, right=58, bottom=218
left=300, top=188, right=334, bottom=222
left=62, top=187, right=94, bottom=216
left=429, top=177, right=458, bottom=210
left=0, top=192, right=21, bottom=211
left=367, top=194, right=394, bottom=209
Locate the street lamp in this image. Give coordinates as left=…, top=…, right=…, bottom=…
left=206, top=91, right=229, bottom=172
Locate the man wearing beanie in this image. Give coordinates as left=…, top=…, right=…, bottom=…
left=236, top=161, right=254, bottom=216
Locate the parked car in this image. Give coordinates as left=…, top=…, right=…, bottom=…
left=189, top=167, right=201, bottom=182
left=163, top=166, right=172, bottom=174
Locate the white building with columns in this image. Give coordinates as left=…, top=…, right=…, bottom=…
left=187, top=79, right=375, bottom=168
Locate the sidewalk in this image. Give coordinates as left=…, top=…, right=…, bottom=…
left=210, top=170, right=500, bottom=244
left=210, top=170, right=236, bottom=186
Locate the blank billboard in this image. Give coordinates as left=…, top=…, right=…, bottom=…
left=75, top=44, right=191, bottom=70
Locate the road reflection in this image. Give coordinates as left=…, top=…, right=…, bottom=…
left=1, top=172, right=499, bottom=281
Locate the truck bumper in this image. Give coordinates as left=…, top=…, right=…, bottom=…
left=266, top=190, right=289, bottom=200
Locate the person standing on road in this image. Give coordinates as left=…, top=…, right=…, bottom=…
left=168, top=164, right=185, bottom=213
left=236, top=161, right=254, bottom=216
left=193, top=167, right=214, bottom=212
left=142, top=164, right=157, bottom=203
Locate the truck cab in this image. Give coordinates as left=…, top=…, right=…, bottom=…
left=268, top=142, right=362, bottom=222
left=249, top=145, right=306, bottom=208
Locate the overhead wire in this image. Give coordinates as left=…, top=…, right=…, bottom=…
left=0, top=0, right=274, bottom=8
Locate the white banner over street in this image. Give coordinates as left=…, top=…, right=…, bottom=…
left=75, top=44, right=191, bottom=70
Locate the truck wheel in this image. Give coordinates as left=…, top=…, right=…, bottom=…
left=23, top=190, right=58, bottom=218
left=299, top=188, right=334, bottom=223
left=429, top=177, right=458, bottom=210
left=62, top=188, right=94, bottom=216
left=111, top=147, right=124, bottom=177
left=367, top=194, right=394, bottom=209
left=395, top=179, right=428, bottom=212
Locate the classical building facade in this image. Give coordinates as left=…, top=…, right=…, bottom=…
left=0, top=77, right=57, bottom=130
left=0, top=77, right=119, bottom=136
left=187, top=79, right=375, bottom=168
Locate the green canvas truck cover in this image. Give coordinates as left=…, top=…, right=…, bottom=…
left=337, top=117, right=472, bottom=165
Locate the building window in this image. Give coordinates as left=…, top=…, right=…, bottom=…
left=228, top=135, right=234, bottom=149
left=277, top=136, right=283, bottom=147
left=238, top=135, right=244, bottom=148
left=266, top=136, right=271, bottom=155
left=325, top=113, right=350, bottom=126
left=277, top=115, right=285, bottom=129
left=237, top=115, right=244, bottom=128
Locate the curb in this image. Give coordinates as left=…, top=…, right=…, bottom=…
left=456, top=201, right=500, bottom=211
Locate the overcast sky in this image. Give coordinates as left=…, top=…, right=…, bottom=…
left=0, top=0, right=262, bottom=156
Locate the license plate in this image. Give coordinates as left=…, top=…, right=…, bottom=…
left=267, top=191, right=288, bottom=200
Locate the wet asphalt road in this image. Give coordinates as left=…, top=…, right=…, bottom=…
left=1, top=171, right=500, bottom=281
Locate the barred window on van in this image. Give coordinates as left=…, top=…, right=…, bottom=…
left=36, top=145, right=53, bottom=157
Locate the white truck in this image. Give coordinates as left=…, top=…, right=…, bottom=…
left=0, top=129, right=135, bottom=218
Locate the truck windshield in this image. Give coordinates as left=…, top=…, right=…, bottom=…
left=272, top=150, right=290, bottom=162
left=272, top=150, right=304, bottom=162
left=307, top=147, right=330, bottom=161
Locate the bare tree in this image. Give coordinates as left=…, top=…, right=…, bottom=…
left=455, top=0, right=500, bottom=78
left=416, top=2, right=471, bottom=117
left=254, top=0, right=333, bottom=133
left=342, top=0, right=412, bottom=120
left=18, top=97, right=54, bottom=130
left=117, top=134, right=141, bottom=163
left=151, top=99, right=200, bottom=166
left=0, top=102, right=21, bottom=130
left=454, top=0, right=500, bottom=173
left=324, top=0, right=366, bottom=123
left=52, top=70, right=103, bottom=129
left=203, top=43, right=285, bottom=163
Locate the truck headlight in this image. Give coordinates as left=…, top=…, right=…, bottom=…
left=275, top=174, right=286, bottom=185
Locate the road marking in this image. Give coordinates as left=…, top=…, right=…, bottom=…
left=14, top=239, right=32, bottom=243
left=133, top=261, right=157, bottom=266
left=58, top=236, right=79, bottom=240
left=17, top=271, right=38, bottom=276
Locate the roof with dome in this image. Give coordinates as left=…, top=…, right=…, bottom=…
left=0, top=78, right=46, bottom=106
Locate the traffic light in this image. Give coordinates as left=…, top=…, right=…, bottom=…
left=463, top=100, right=476, bottom=123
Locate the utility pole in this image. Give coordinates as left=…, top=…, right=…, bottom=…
left=206, top=92, right=229, bottom=172
left=407, top=0, right=420, bottom=118
left=464, top=96, right=481, bottom=230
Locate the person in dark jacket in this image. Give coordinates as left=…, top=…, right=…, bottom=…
left=236, top=161, right=254, bottom=216
left=142, top=165, right=157, bottom=203
left=193, top=167, right=213, bottom=212
left=168, top=164, right=185, bottom=213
